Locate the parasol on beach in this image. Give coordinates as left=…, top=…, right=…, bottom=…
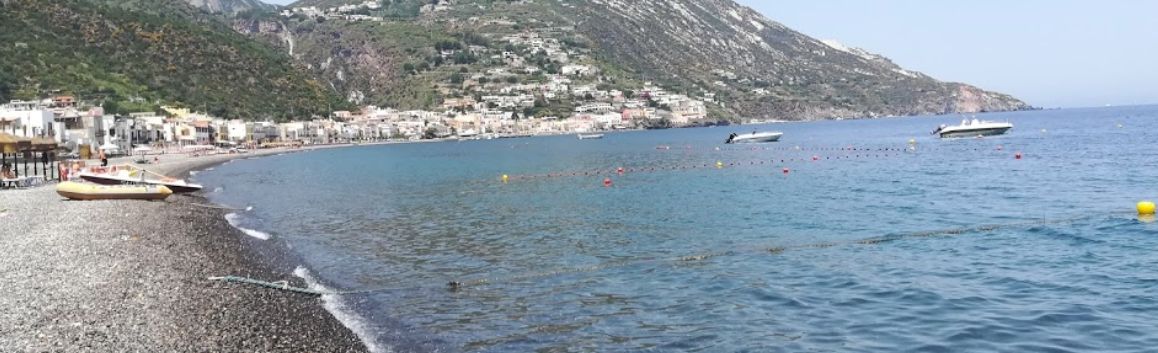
left=132, top=145, right=154, bottom=164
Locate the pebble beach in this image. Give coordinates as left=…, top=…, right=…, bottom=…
left=0, top=148, right=369, bottom=352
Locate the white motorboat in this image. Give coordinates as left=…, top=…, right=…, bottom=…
left=726, top=131, right=783, bottom=144
left=577, top=133, right=605, bottom=140
left=77, top=164, right=203, bottom=193
left=933, top=119, right=1013, bottom=138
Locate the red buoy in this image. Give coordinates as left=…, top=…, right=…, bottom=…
left=1015, top=152, right=1023, bottom=160
left=617, top=167, right=625, bottom=174
left=782, top=168, right=790, bottom=174
left=603, top=178, right=613, bottom=187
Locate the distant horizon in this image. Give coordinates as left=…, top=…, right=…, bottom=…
left=260, top=0, right=1157, bottom=108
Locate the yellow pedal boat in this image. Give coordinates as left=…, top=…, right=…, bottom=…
left=56, top=181, right=173, bottom=201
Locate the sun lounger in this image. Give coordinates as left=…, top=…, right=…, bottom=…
left=1, top=175, right=44, bottom=188
left=2, top=176, right=27, bottom=189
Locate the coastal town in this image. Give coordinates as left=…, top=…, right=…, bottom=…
left=0, top=81, right=709, bottom=155
left=1, top=1, right=736, bottom=156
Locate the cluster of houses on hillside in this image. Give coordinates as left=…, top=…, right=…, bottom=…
left=282, top=0, right=456, bottom=20
left=0, top=88, right=708, bottom=154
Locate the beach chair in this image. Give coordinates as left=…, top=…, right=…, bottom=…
left=1, top=176, right=26, bottom=189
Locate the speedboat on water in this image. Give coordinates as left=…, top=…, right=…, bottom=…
left=933, top=119, right=1013, bottom=138
left=577, top=133, right=605, bottom=140
left=77, top=164, right=203, bottom=193
left=726, top=131, right=783, bottom=144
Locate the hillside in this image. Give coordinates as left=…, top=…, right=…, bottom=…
left=0, top=0, right=343, bottom=121
left=254, top=0, right=1030, bottom=120
left=185, top=0, right=277, bottom=15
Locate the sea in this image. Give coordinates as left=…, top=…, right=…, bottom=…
left=197, top=106, right=1158, bottom=353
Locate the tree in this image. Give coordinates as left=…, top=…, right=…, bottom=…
left=403, top=63, right=415, bottom=73
left=449, top=72, right=464, bottom=84
left=505, top=76, right=519, bottom=84
left=453, top=51, right=476, bottom=65
left=423, top=127, right=438, bottom=139
left=102, top=100, right=121, bottom=115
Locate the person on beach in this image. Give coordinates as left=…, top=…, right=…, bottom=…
left=99, top=149, right=108, bottom=167
left=1, top=163, right=13, bottom=179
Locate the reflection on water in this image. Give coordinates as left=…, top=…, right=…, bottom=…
left=199, top=106, right=1158, bottom=353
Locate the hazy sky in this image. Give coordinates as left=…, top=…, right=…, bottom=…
left=263, top=0, right=1157, bottom=107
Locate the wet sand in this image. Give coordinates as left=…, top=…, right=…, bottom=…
left=0, top=148, right=369, bottom=352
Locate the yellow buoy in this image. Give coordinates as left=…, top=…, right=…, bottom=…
left=501, top=174, right=509, bottom=183
left=908, top=138, right=917, bottom=145
left=716, top=161, right=724, bottom=169
left=1138, top=201, right=1156, bottom=215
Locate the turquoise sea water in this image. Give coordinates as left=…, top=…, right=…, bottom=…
left=199, top=106, right=1158, bottom=352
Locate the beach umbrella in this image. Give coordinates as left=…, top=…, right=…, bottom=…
left=0, top=133, right=21, bottom=154
left=0, top=134, right=32, bottom=177
left=132, top=145, right=154, bottom=163
left=0, top=133, right=17, bottom=175
left=31, top=136, right=57, bottom=151
left=29, top=137, right=57, bottom=178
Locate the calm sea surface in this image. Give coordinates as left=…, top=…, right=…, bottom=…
left=199, top=106, right=1158, bottom=353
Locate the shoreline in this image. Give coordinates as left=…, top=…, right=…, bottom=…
left=0, top=145, right=371, bottom=352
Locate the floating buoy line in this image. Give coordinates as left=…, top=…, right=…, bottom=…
left=499, top=152, right=908, bottom=182
left=210, top=212, right=1118, bottom=297
left=496, top=143, right=1028, bottom=184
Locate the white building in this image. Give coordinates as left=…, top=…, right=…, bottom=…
left=0, top=102, right=55, bottom=139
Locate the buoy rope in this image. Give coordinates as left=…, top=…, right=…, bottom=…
left=501, top=152, right=909, bottom=182
left=501, top=142, right=1029, bottom=183
left=209, top=213, right=1111, bottom=296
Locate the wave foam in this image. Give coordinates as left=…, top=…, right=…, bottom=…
left=293, top=266, right=386, bottom=353
left=223, top=213, right=271, bottom=240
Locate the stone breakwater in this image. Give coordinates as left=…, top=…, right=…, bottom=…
left=0, top=149, right=368, bottom=352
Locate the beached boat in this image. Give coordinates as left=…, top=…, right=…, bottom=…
left=56, top=181, right=172, bottom=201
left=77, top=165, right=203, bottom=193
left=932, top=119, right=1013, bottom=138
left=577, top=133, right=605, bottom=140
left=726, top=131, right=783, bottom=144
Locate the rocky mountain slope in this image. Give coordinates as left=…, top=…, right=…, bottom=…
left=0, top=0, right=343, bottom=120
left=185, top=0, right=276, bottom=15
left=251, top=0, right=1030, bottom=120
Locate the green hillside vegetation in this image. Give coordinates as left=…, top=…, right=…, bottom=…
left=0, top=0, right=345, bottom=120
left=268, top=0, right=1029, bottom=120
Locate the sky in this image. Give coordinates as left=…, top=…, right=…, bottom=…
left=263, top=0, right=1158, bottom=108
left=735, top=0, right=1158, bottom=108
